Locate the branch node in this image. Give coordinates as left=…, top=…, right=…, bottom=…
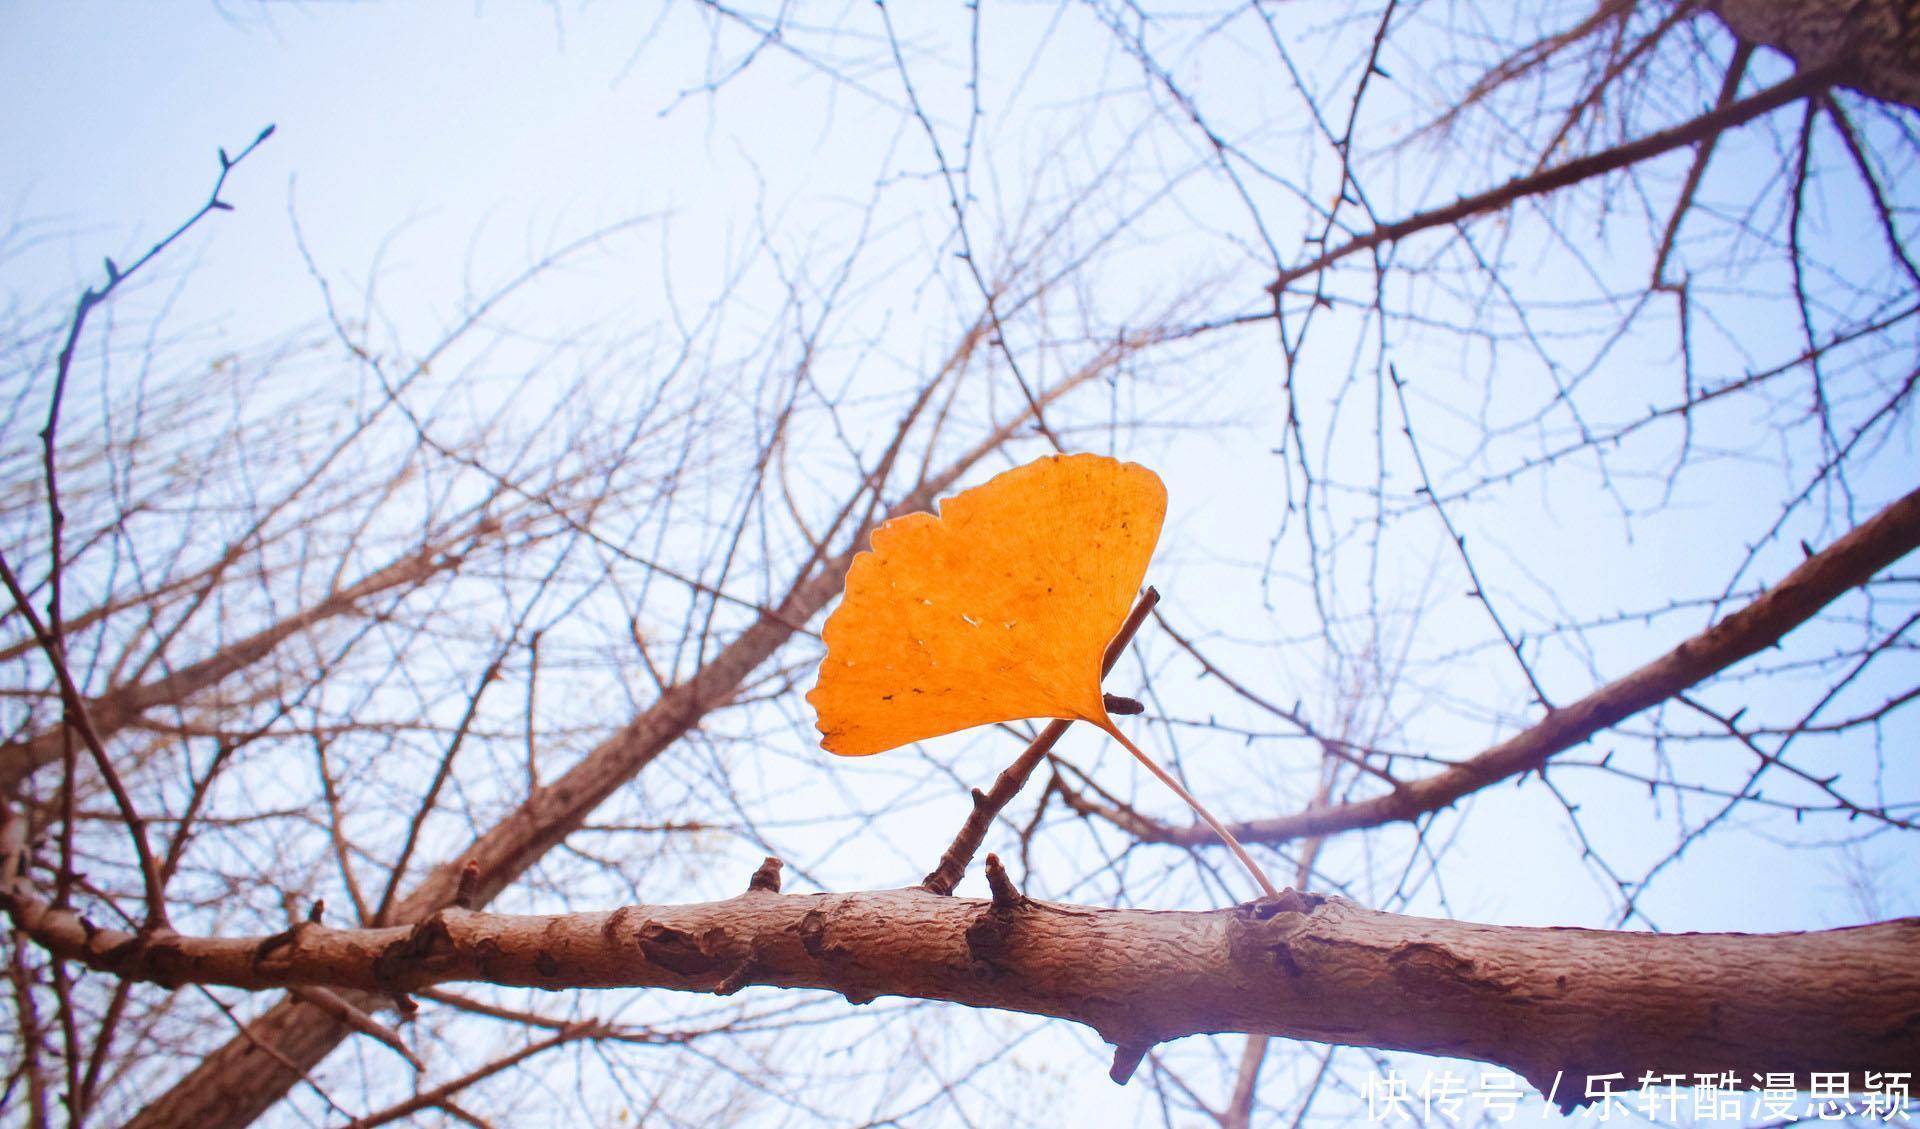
left=983, top=853, right=1025, bottom=909
left=747, top=856, right=783, bottom=894
left=251, top=924, right=303, bottom=971
left=715, top=950, right=761, bottom=996
left=453, top=859, right=481, bottom=910
left=964, top=860, right=1031, bottom=975
left=375, top=913, right=457, bottom=988
left=1241, top=887, right=1326, bottom=919
left=1109, top=1041, right=1150, bottom=1085
left=138, top=929, right=186, bottom=989
left=1102, top=693, right=1144, bottom=715
left=603, top=905, right=640, bottom=943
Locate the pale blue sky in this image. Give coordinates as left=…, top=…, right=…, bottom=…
left=3, top=4, right=1915, bottom=1124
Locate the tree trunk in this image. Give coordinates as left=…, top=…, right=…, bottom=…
left=1712, top=0, right=1920, bottom=112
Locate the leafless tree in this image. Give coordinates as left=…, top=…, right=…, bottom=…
left=2, top=1, right=1916, bottom=1126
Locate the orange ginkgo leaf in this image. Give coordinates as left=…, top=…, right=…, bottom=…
left=808, top=452, right=1278, bottom=898
left=808, top=452, right=1165, bottom=757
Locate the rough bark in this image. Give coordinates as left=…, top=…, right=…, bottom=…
left=1713, top=0, right=1920, bottom=112
left=1114, top=484, right=1920, bottom=847
left=9, top=876, right=1916, bottom=1112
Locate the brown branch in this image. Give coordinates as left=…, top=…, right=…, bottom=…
left=1651, top=40, right=1755, bottom=286
left=0, top=530, right=481, bottom=795
left=5, top=919, right=51, bottom=1129
left=339, top=1027, right=591, bottom=1129
left=0, top=549, right=168, bottom=928
left=920, top=586, right=1161, bottom=896
left=1220, top=1034, right=1268, bottom=1129
left=373, top=652, right=507, bottom=926
left=0, top=544, right=261, bottom=666
left=1819, top=93, right=1920, bottom=290
left=4, top=869, right=1914, bottom=1112
left=1147, top=483, right=1920, bottom=847
left=283, top=986, right=421, bottom=1072
left=1149, top=613, right=1402, bottom=789
left=1268, top=63, right=1843, bottom=295
left=1526, top=1, right=1698, bottom=178
left=1391, top=364, right=1550, bottom=707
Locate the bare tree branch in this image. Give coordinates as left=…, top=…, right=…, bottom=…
left=1269, top=63, right=1843, bottom=295
left=5, top=860, right=1914, bottom=1114
left=1124, top=484, right=1920, bottom=847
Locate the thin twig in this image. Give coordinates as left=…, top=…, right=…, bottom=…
left=1131, top=483, right=1920, bottom=848
left=1388, top=364, right=1550, bottom=707
left=40, top=126, right=276, bottom=678
left=920, top=588, right=1161, bottom=895
left=285, top=986, right=423, bottom=1071
left=1651, top=39, right=1754, bottom=286
left=339, top=1028, right=593, bottom=1129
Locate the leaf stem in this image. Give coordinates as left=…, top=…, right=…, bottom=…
left=1101, top=723, right=1279, bottom=898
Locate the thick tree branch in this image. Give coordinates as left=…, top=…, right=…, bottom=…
left=1137, top=484, right=1920, bottom=847
left=5, top=870, right=1914, bottom=1113
left=1267, top=64, right=1843, bottom=295
left=1712, top=0, right=1920, bottom=112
